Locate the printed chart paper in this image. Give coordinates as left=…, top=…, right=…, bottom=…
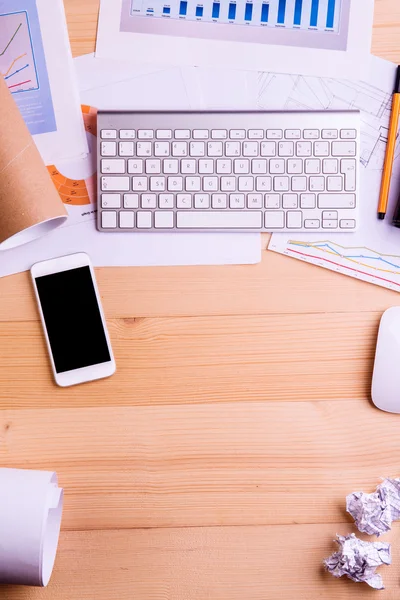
left=96, top=0, right=374, bottom=79
left=266, top=56, right=400, bottom=293
left=0, top=0, right=87, bottom=163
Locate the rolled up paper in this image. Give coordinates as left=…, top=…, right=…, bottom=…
left=0, top=468, right=64, bottom=587
left=0, top=77, right=67, bottom=250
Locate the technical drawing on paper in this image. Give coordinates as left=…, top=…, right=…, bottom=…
left=255, top=71, right=397, bottom=171
left=0, top=11, right=39, bottom=93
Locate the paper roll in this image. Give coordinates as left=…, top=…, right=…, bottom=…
left=0, top=468, right=64, bottom=587
left=0, top=78, right=67, bottom=250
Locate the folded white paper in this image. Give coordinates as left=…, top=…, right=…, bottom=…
left=0, top=468, right=63, bottom=587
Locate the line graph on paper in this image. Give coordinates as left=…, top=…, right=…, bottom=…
left=269, top=237, right=400, bottom=290
left=0, top=11, right=39, bottom=93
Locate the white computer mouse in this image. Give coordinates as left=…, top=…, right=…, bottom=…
left=372, top=307, right=400, bottom=413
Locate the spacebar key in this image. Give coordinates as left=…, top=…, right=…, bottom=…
left=177, top=211, right=262, bottom=229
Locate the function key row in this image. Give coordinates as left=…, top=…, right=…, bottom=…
left=101, top=128, right=357, bottom=141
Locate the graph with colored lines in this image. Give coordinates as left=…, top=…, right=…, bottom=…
left=0, top=11, right=38, bottom=93
left=130, top=0, right=341, bottom=32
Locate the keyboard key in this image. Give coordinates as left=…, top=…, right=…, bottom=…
left=274, top=177, right=289, bottom=192
left=101, top=177, right=130, bottom=191
left=119, top=141, right=134, bottom=156
left=282, top=194, right=298, bottom=209
left=314, top=142, right=330, bottom=157
left=177, top=194, right=192, bottom=208
left=185, top=176, right=201, bottom=191
left=226, top=142, right=241, bottom=157
left=305, top=159, right=320, bottom=174
left=211, top=129, right=228, bottom=139
left=150, top=176, right=166, bottom=191
left=238, top=177, right=254, bottom=191
left=327, top=176, right=343, bottom=191
left=230, top=194, right=245, bottom=208
left=212, top=194, right=227, bottom=208
left=101, top=211, right=117, bottom=228
left=177, top=211, right=262, bottom=228
left=199, top=159, right=214, bottom=174
left=181, top=159, right=196, bottom=174
left=120, top=211, right=135, bottom=228
left=341, top=159, right=357, bottom=191
left=267, top=130, right=283, bottom=139
left=156, top=129, right=172, bottom=139
left=243, top=142, right=259, bottom=156
left=155, top=211, right=174, bottom=228
left=265, top=211, right=285, bottom=228
left=323, top=159, right=338, bottom=174
left=221, top=177, right=236, bottom=191
left=146, top=159, right=161, bottom=174
left=194, top=194, right=210, bottom=209
left=101, top=159, right=125, bottom=174
left=322, top=211, right=338, bottom=220
left=287, top=159, right=303, bottom=174
left=269, top=159, right=285, bottom=174
left=261, top=142, right=276, bottom=157
left=285, top=130, right=301, bottom=139
left=159, top=194, right=174, bottom=209
left=154, top=142, right=170, bottom=157
left=300, top=194, right=316, bottom=209
left=248, top=129, right=264, bottom=139
left=292, top=177, right=307, bottom=192
left=247, top=193, right=263, bottom=209
left=234, top=159, right=250, bottom=174
left=318, top=194, right=356, bottom=209
left=265, top=194, right=280, bottom=209
left=175, top=129, right=191, bottom=139
left=305, top=219, right=320, bottom=228
left=340, top=129, right=357, bottom=139
left=132, top=177, right=148, bottom=191
left=173, top=142, right=189, bottom=156
left=230, top=130, right=246, bottom=139
left=304, top=129, right=319, bottom=139
left=101, top=141, right=117, bottom=157
left=101, top=194, right=121, bottom=208
left=203, top=176, right=219, bottom=191
left=332, top=141, right=356, bottom=157
left=137, top=142, right=152, bottom=156
left=296, top=142, right=312, bottom=157
left=287, top=211, right=302, bottom=228
left=216, top=159, right=232, bottom=174
left=340, top=219, right=356, bottom=229
left=252, top=159, right=267, bottom=174
left=163, top=159, right=179, bottom=174
left=310, top=177, right=325, bottom=191
left=137, top=212, right=152, bottom=228
left=189, top=141, right=205, bottom=157
left=124, top=194, right=139, bottom=208
left=193, top=130, right=208, bottom=139
left=168, top=176, right=183, bottom=191
left=208, top=141, right=223, bottom=157
left=256, top=176, right=272, bottom=191
left=120, top=129, right=135, bottom=139
left=101, top=130, right=117, bottom=139
left=278, top=142, right=294, bottom=157
left=141, top=194, right=157, bottom=209
left=322, top=129, right=338, bottom=139
left=138, top=130, right=154, bottom=139
left=323, top=219, right=338, bottom=229
left=128, top=159, right=143, bottom=174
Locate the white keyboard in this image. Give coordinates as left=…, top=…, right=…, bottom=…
left=97, top=110, right=360, bottom=233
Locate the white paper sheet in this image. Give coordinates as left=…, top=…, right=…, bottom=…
left=0, top=469, right=63, bottom=587
left=0, top=0, right=88, bottom=163
left=95, top=0, right=374, bottom=79
left=265, top=56, right=400, bottom=293
left=0, top=54, right=260, bottom=277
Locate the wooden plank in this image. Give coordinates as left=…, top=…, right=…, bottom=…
left=0, top=311, right=379, bottom=408
left=1, top=399, right=399, bottom=530
left=4, top=524, right=400, bottom=599
left=1, top=251, right=400, bottom=323
left=64, top=0, right=99, bottom=57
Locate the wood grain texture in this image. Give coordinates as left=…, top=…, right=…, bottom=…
left=0, top=312, right=379, bottom=407
left=3, top=525, right=400, bottom=600
left=2, top=2, right=400, bottom=599
left=1, top=399, right=400, bottom=530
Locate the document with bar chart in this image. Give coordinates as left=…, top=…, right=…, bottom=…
left=0, top=0, right=87, bottom=164
left=96, top=0, right=374, bottom=78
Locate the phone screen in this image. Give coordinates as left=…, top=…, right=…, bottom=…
left=35, top=266, right=111, bottom=373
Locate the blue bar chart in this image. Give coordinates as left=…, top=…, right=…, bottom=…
left=131, top=0, right=341, bottom=32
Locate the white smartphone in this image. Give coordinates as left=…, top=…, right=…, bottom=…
left=31, top=253, right=116, bottom=387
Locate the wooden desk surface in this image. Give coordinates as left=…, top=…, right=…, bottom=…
left=3, top=1, right=400, bottom=598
